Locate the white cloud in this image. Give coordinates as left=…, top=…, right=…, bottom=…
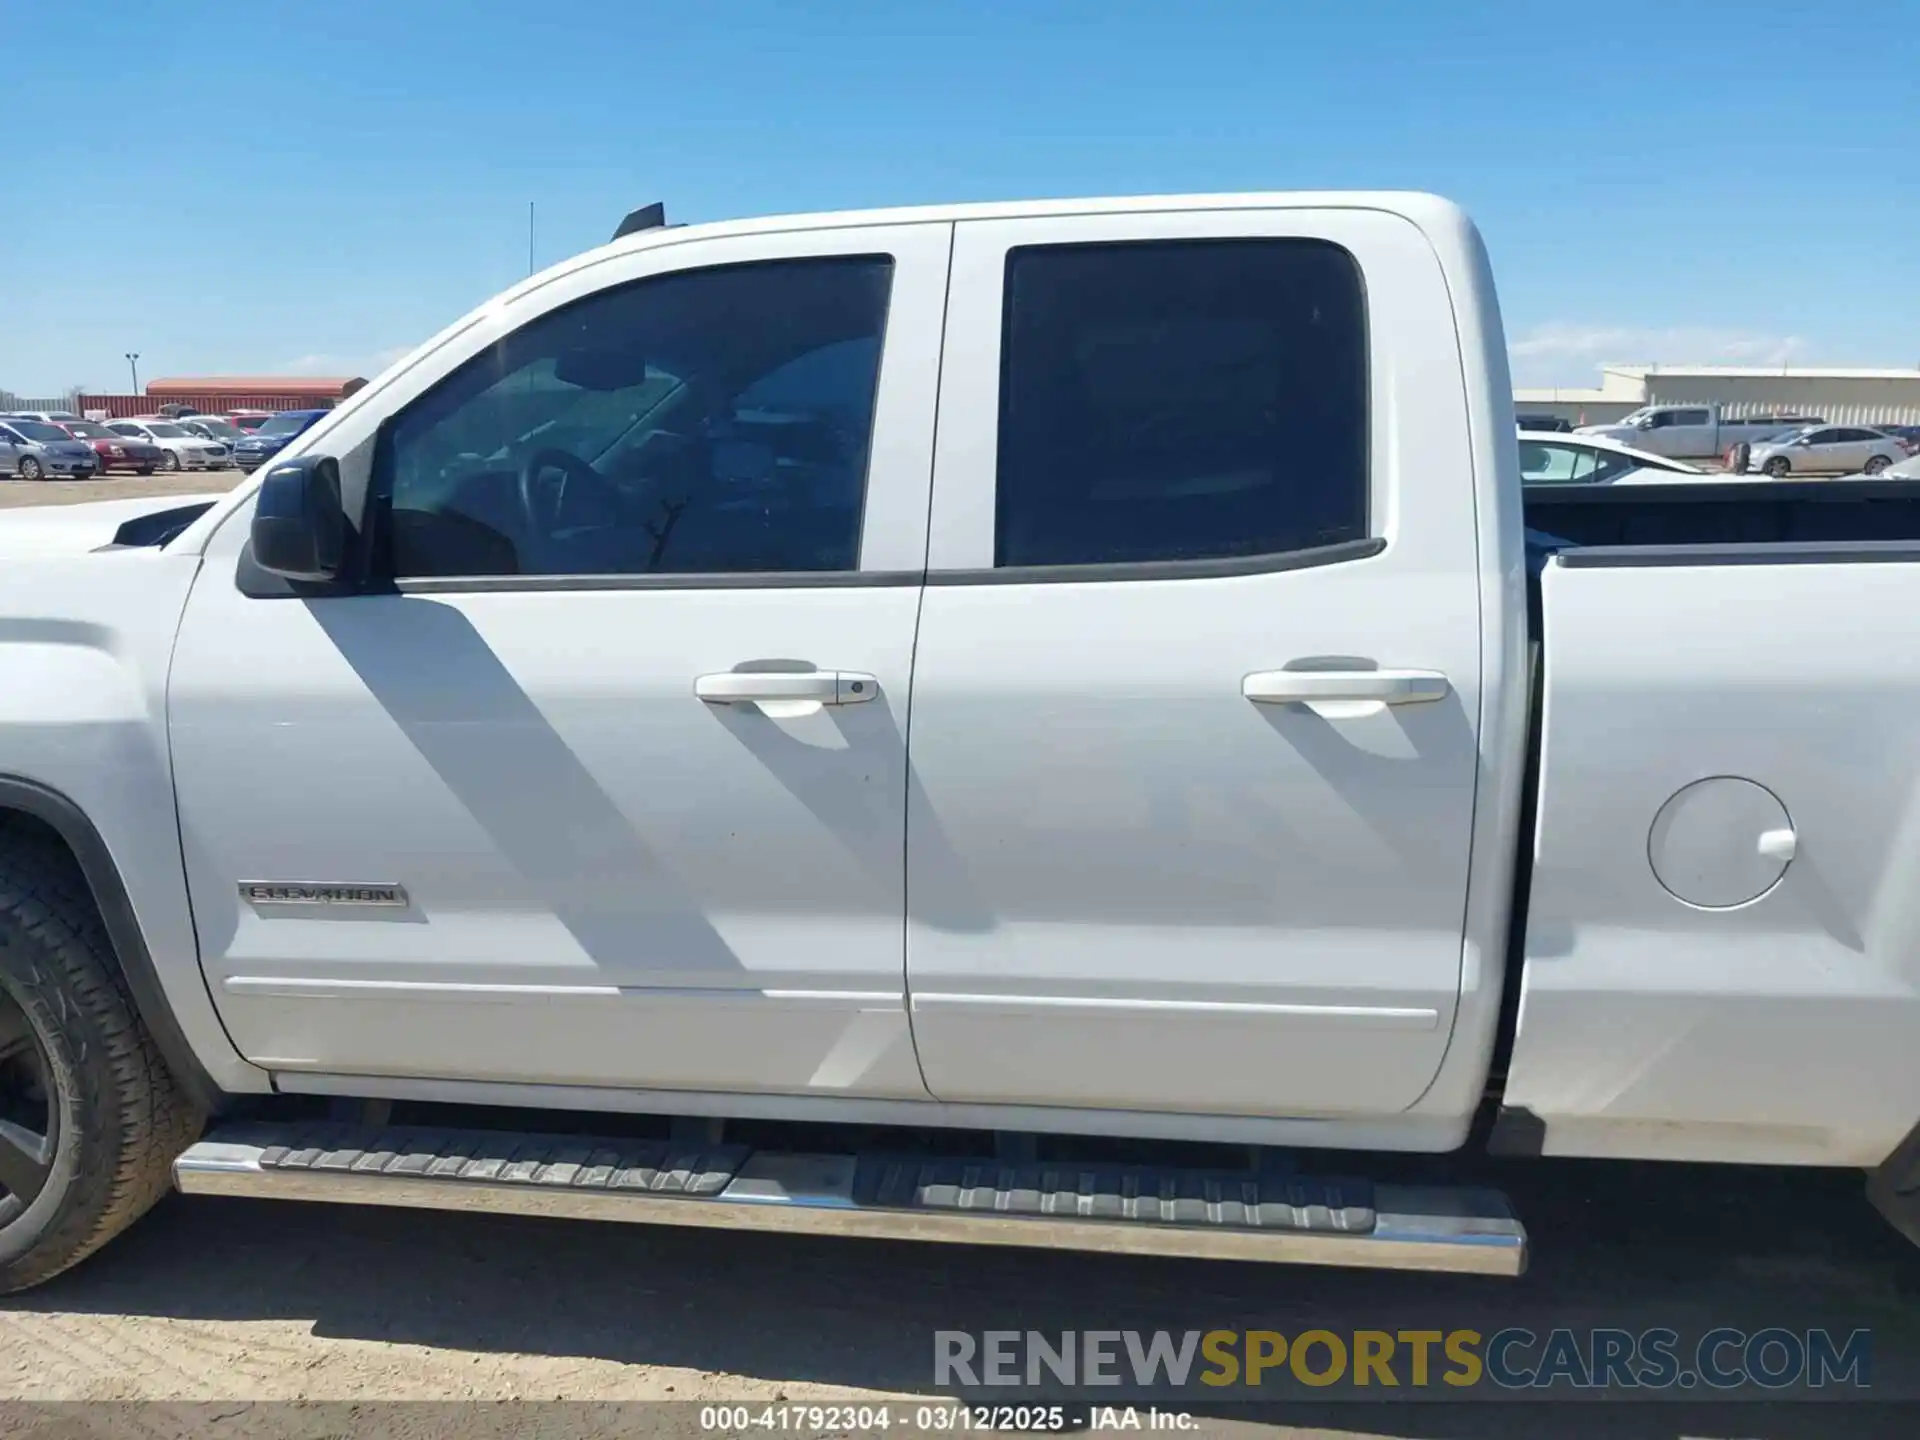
left=1509, top=323, right=1808, bottom=386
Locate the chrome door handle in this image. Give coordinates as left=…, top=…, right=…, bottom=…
left=1243, top=670, right=1451, bottom=706
left=695, top=671, right=878, bottom=705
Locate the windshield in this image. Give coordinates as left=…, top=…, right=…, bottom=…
left=63, top=421, right=113, bottom=439
left=190, top=418, right=244, bottom=439
left=256, top=411, right=318, bottom=437
left=144, top=423, right=190, bottom=438
left=1771, top=426, right=1817, bottom=445
left=9, top=421, right=71, bottom=442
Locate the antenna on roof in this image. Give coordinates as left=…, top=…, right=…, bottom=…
left=612, top=203, right=667, bottom=242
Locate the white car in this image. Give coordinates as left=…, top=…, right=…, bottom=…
left=105, top=419, right=231, bottom=471
left=1745, top=425, right=1910, bottom=478
left=1518, top=430, right=1708, bottom=485
left=1841, top=453, right=1920, bottom=481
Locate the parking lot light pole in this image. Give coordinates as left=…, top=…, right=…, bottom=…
left=125, top=352, right=140, bottom=394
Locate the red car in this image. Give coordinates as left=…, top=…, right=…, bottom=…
left=57, top=420, right=166, bottom=475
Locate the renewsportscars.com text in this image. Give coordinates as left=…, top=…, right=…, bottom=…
left=934, top=1327, right=1871, bottom=1394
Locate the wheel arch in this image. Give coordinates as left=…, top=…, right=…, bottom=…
left=0, top=776, right=221, bottom=1112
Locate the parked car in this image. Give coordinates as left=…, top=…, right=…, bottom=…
left=14, top=190, right=1920, bottom=1298
left=1577, top=405, right=1823, bottom=458
left=1838, top=453, right=1920, bottom=481
left=1745, top=424, right=1909, bottom=477
left=0, top=419, right=100, bottom=479
left=1514, top=412, right=1573, bottom=433
left=55, top=420, right=165, bottom=475
left=105, top=419, right=229, bottom=471
left=2, top=410, right=83, bottom=426
left=176, top=415, right=251, bottom=451
left=1518, top=431, right=1704, bottom=485
left=229, top=408, right=329, bottom=470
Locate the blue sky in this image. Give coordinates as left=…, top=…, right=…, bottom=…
left=3, top=0, right=1915, bottom=396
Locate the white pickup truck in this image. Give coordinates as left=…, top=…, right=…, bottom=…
left=1576, top=403, right=1818, bottom=459
left=8, top=191, right=1920, bottom=1294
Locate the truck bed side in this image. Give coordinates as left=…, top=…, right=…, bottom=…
left=1506, top=544, right=1920, bottom=1164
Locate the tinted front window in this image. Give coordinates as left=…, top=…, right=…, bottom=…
left=994, top=239, right=1367, bottom=568
left=384, top=256, right=893, bottom=579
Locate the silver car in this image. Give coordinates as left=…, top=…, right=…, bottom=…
left=1746, top=425, right=1911, bottom=477
left=0, top=419, right=101, bottom=480
left=176, top=415, right=250, bottom=451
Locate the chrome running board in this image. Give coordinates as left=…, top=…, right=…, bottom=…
left=174, top=1123, right=1526, bottom=1276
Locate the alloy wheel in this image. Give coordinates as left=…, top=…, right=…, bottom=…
left=0, top=988, right=57, bottom=1227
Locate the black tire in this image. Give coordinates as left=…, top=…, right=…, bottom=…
left=135, top=466, right=155, bottom=477
left=1865, top=455, right=1892, bottom=475
left=1726, top=441, right=1751, bottom=474
left=16, top=458, right=41, bottom=482
left=1763, top=456, right=1791, bottom=478
left=0, top=829, right=204, bottom=1294
left=160, top=452, right=181, bottom=473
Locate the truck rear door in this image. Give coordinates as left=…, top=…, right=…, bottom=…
left=903, top=205, right=1490, bottom=1117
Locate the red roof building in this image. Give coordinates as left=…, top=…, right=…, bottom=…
left=145, top=376, right=367, bottom=402
left=77, top=376, right=368, bottom=419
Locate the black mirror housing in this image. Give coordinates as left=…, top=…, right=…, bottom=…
left=251, top=454, right=345, bottom=582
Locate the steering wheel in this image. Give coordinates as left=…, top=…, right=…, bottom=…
left=516, top=447, right=612, bottom=538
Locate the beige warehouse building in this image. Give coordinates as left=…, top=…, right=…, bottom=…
left=1515, top=365, right=1920, bottom=428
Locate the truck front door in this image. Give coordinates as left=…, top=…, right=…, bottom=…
left=902, top=209, right=1490, bottom=1118
left=168, top=224, right=951, bottom=1100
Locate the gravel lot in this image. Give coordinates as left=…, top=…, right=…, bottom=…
left=1, top=476, right=1917, bottom=1437
left=0, top=469, right=246, bottom=508
left=1, top=1161, right=1918, bottom=1436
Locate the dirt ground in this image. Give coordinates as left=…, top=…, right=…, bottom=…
left=0, top=471, right=245, bottom=509
left=1, top=1150, right=1917, bottom=1437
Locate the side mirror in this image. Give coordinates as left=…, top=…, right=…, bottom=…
left=251, top=454, right=345, bottom=582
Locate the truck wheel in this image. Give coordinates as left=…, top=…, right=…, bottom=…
left=1763, top=456, right=1791, bottom=478
left=0, top=829, right=204, bottom=1294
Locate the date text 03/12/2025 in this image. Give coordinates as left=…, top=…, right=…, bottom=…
left=697, top=1404, right=1187, bottom=1432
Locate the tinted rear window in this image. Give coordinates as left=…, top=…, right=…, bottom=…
left=994, top=238, right=1368, bottom=569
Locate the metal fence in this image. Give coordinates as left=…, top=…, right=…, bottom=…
left=0, top=394, right=83, bottom=415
